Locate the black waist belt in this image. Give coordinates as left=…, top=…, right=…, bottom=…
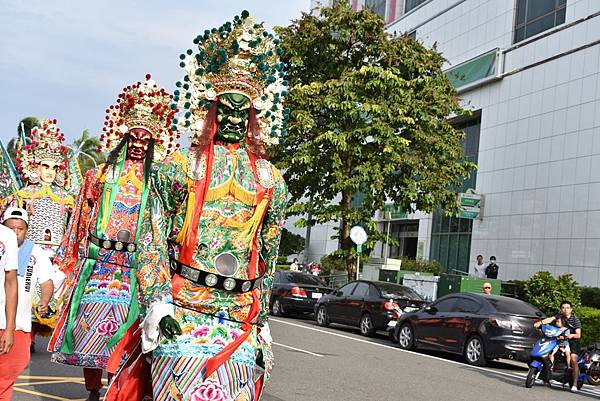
left=169, top=257, right=263, bottom=293
left=89, top=234, right=137, bottom=253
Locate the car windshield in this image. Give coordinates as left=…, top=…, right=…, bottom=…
left=285, top=272, right=326, bottom=286
left=485, top=297, right=542, bottom=316
left=377, top=283, right=423, bottom=300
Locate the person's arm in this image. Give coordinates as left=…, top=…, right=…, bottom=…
left=534, top=315, right=557, bottom=328
left=257, top=169, right=288, bottom=325
left=0, top=227, right=19, bottom=354
left=135, top=159, right=187, bottom=351
left=37, top=280, right=53, bottom=315
left=1, top=270, right=17, bottom=354
left=35, top=250, right=55, bottom=314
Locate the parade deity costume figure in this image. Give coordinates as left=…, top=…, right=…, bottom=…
left=49, top=75, right=179, bottom=377
left=2, top=119, right=74, bottom=256
left=1, top=119, right=74, bottom=334
left=130, top=11, right=288, bottom=401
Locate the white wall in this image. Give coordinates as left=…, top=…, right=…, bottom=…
left=388, top=0, right=600, bottom=285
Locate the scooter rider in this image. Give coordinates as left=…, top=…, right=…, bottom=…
left=534, top=301, right=582, bottom=392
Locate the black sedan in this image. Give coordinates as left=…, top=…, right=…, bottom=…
left=392, top=293, right=543, bottom=366
left=314, top=280, right=427, bottom=337
left=269, top=271, right=334, bottom=316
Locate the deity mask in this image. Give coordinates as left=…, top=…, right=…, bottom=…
left=127, top=128, right=152, bottom=160
left=38, top=159, right=59, bottom=185
left=215, top=93, right=251, bottom=143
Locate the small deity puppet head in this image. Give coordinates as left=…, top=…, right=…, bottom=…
left=18, top=119, right=69, bottom=187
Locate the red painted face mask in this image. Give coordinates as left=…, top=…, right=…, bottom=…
left=127, top=128, right=152, bottom=160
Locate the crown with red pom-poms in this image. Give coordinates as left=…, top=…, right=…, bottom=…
left=100, top=74, right=180, bottom=159
left=17, top=118, right=70, bottom=184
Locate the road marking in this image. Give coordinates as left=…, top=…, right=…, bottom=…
left=270, top=318, right=600, bottom=396
left=13, top=387, right=78, bottom=401
left=14, top=379, right=79, bottom=387
left=17, top=375, right=83, bottom=380
left=273, top=341, right=324, bottom=357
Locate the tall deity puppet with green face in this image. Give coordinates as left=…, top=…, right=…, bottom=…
left=125, top=11, right=289, bottom=401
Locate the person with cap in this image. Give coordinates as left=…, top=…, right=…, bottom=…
left=485, top=256, right=499, bottom=279
left=482, top=282, right=492, bottom=295
left=0, top=207, right=53, bottom=401
left=48, top=75, right=179, bottom=401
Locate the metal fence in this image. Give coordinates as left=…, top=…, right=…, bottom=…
left=320, top=273, right=349, bottom=288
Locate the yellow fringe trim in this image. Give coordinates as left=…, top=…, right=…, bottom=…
left=15, top=185, right=74, bottom=207
left=176, top=191, right=196, bottom=245
left=237, top=197, right=270, bottom=250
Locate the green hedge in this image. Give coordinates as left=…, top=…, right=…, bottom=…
left=575, top=306, right=600, bottom=347
left=400, top=258, right=441, bottom=275
left=581, top=287, right=600, bottom=309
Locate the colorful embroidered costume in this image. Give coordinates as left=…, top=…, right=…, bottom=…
left=130, top=12, right=289, bottom=401
left=48, top=76, right=179, bottom=382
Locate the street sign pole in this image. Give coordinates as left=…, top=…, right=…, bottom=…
left=350, top=226, right=367, bottom=281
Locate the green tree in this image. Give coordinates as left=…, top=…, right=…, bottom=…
left=7, top=116, right=39, bottom=161
left=523, top=271, right=581, bottom=315
left=274, top=4, right=476, bottom=277
left=278, top=228, right=306, bottom=257
left=71, top=129, right=105, bottom=175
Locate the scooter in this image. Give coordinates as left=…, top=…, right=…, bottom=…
left=525, top=324, right=586, bottom=389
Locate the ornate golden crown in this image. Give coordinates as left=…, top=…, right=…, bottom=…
left=17, top=119, right=69, bottom=185
left=173, top=11, right=289, bottom=146
left=100, top=74, right=179, bottom=159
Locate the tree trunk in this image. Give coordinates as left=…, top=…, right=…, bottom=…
left=340, top=191, right=354, bottom=281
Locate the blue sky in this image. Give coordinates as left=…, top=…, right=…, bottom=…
left=0, top=0, right=308, bottom=144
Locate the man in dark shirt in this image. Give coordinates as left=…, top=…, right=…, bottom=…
left=485, top=256, right=499, bottom=279
left=535, top=300, right=582, bottom=392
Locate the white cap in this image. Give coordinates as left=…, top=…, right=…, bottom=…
left=2, top=207, right=29, bottom=225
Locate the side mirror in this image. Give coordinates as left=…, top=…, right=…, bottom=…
left=425, top=305, right=438, bottom=314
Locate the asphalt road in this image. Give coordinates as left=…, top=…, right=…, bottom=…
left=13, top=317, right=600, bottom=400
left=263, top=316, right=600, bottom=401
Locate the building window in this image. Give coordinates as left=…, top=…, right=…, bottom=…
left=514, top=0, right=566, bottom=43
left=429, top=115, right=481, bottom=274
left=385, top=221, right=419, bottom=259
left=405, top=0, right=428, bottom=13
left=365, top=0, right=387, bottom=19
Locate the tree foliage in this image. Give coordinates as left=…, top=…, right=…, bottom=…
left=278, top=228, right=306, bottom=256
left=7, top=116, right=39, bottom=160
left=72, top=129, right=105, bottom=175
left=274, top=4, right=476, bottom=275
left=523, top=271, right=581, bottom=315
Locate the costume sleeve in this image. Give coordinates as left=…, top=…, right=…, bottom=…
left=54, top=168, right=98, bottom=277
left=257, top=169, right=288, bottom=324
left=135, top=157, right=188, bottom=352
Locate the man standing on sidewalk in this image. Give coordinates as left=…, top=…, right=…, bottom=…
left=0, top=207, right=53, bottom=401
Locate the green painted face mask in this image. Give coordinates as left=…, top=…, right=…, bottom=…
left=216, top=93, right=251, bottom=143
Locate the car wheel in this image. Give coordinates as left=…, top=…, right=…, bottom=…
left=525, top=367, right=536, bottom=388
left=316, top=305, right=330, bottom=327
left=588, top=371, right=600, bottom=386
left=359, top=313, right=375, bottom=337
left=271, top=298, right=285, bottom=317
left=397, top=323, right=415, bottom=350
left=464, top=335, right=487, bottom=366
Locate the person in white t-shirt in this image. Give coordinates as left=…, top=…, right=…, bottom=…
left=0, top=223, right=18, bottom=358
left=0, top=207, right=53, bottom=401
left=472, top=254, right=486, bottom=278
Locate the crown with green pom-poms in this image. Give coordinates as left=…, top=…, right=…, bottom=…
left=173, top=10, right=289, bottom=146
